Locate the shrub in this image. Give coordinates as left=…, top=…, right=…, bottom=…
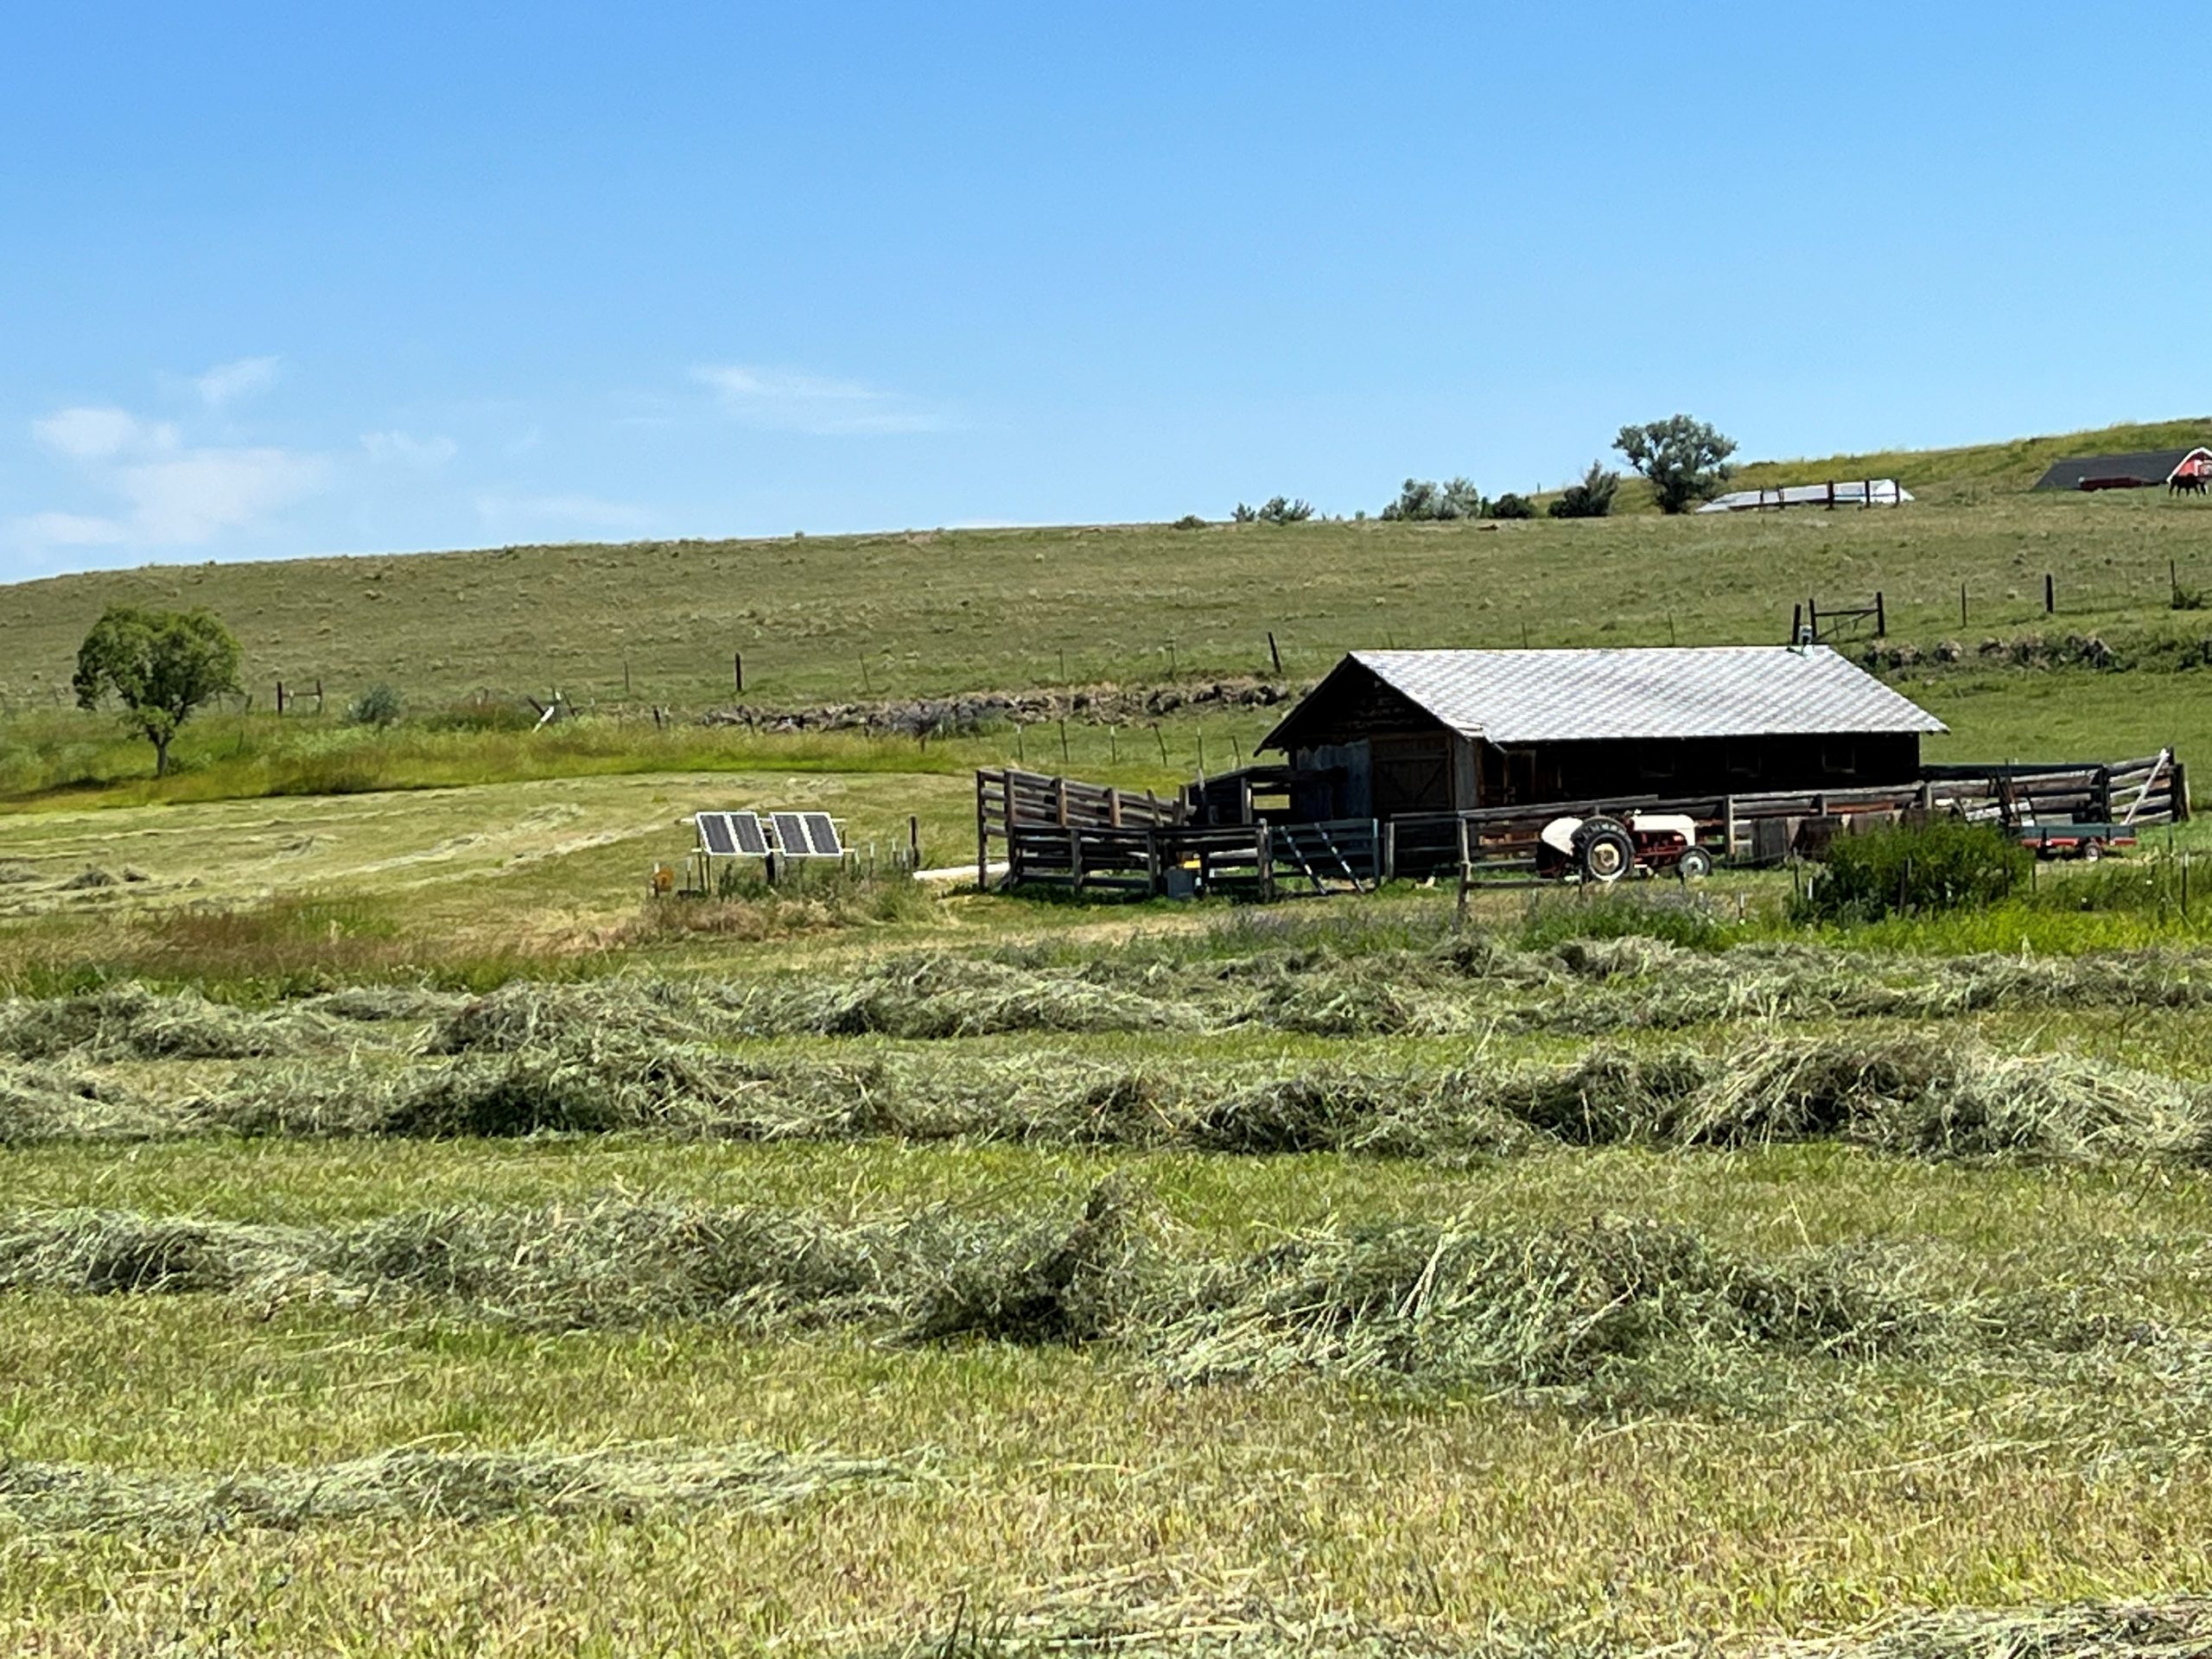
left=1548, top=461, right=1621, bottom=519
left=1255, top=496, right=1313, bottom=524
left=346, top=683, right=404, bottom=728
left=1795, top=819, right=2031, bottom=924
left=1170, top=514, right=1207, bottom=531
left=1489, top=493, right=1535, bottom=520
left=1381, top=477, right=1484, bottom=522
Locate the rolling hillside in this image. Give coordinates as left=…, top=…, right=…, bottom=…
left=3, top=420, right=2209, bottom=712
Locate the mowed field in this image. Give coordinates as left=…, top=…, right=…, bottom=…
left=10, top=423, right=2212, bottom=1656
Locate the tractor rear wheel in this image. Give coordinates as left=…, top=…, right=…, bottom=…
left=1574, top=817, right=1636, bottom=883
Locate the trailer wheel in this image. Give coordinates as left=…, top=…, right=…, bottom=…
left=2081, top=838, right=2104, bottom=862
left=1573, top=817, right=1636, bottom=883
left=1677, top=846, right=1714, bottom=880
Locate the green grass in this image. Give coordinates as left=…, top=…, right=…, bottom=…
left=5, top=416, right=2212, bottom=714
left=9, top=421, right=2212, bottom=1654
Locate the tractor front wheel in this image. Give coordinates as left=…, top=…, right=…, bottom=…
left=1677, top=846, right=1714, bottom=880
left=1574, top=817, right=1636, bottom=884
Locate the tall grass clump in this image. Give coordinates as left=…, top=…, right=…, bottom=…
left=1796, top=820, right=2031, bottom=925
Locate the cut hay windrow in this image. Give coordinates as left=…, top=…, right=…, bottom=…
left=0, top=1062, right=177, bottom=1147
left=0, top=983, right=356, bottom=1063
left=0, top=1190, right=2113, bottom=1392
left=865, top=1592, right=2212, bottom=1659
left=141, top=1032, right=2212, bottom=1169
left=8, top=938, right=2211, bottom=1066
left=413, top=940, right=2212, bottom=1050
left=0, top=1440, right=909, bottom=1535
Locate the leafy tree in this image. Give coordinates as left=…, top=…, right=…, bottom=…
left=1231, top=502, right=1258, bottom=523
left=347, top=682, right=405, bottom=728
left=1548, top=461, right=1622, bottom=519
left=1381, top=476, right=1485, bottom=521
left=1256, top=495, right=1313, bottom=524
left=71, top=605, right=243, bottom=777
left=1614, top=415, right=1737, bottom=513
left=1488, top=493, right=1535, bottom=520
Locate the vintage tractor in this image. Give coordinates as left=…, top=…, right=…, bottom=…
left=1537, top=812, right=1713, bottom=883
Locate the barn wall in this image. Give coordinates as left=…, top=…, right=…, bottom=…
left=1480, top=732, right=1920, bottom=804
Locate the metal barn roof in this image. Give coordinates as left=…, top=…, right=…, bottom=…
left=2031, top=448, right=2209, bottom=491
left=1270, top=646, right=1946, bottom=747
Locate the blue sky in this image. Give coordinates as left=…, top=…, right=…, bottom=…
left=3, top=4, right=2205, bottom=580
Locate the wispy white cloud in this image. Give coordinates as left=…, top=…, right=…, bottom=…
left=119, top=448, right=327, bottom=543
left=692, top=364, right=949, bottom=435
left=196, top=355, right=283, bottom=409
left=16, top=399, right=326, bottom=555
left=361, top=429, right=459, bottom=468
left=33, top=406, right=178, bottom=461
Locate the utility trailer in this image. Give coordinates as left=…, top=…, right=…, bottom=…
left=2016, top=823, right=2137, bottom=861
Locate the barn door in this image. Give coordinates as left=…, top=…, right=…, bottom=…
left=1370, top=735, right=1450, bottom=816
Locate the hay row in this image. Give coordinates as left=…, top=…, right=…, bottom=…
left=0, top=1440, right=907, bottom=1536
left=10, top=936, right=2212, bottom=1065
left=425, top=939, right=2212, bottom=1046
left=0, top=1190, right=2150, bottom=1390
left=12, top=1033, right=2208, bottom=1168
left=868, top=1588, right=2212, bottom=1659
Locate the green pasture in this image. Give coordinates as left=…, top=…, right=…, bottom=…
left=9, top=421, right=2212, bottom=1655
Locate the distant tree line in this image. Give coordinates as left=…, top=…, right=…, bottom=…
left=1186, top=411, right=1735, bottom=526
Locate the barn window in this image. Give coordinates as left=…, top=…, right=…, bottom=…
left=1726, top=741, right=1760, bottom=779
left=1822, top=739, right=1858, bottom=774
left=1643, top=746, right=1677, bottom=780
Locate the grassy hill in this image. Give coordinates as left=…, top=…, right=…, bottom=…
left=4, top=420, right=2212, bottom=716
left=1730, top=416, right=2212, bottom=500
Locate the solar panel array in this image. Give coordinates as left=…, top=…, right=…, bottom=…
left=695, top=811, right=769, bottom=858
left=696, top=809, right=846, bottom=860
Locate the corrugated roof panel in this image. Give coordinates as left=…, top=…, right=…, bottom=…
left=1345, top=646, right=1947, bottom=744
left=2031, top=449, right=2204, bottom=491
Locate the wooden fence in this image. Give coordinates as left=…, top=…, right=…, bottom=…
left=978, top=751, right=2187, bottom=899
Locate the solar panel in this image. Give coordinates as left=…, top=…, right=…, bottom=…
left=801, top=812, right=843, bottom=858
left=770, top=812, right=811, bottom=856
left=697, top=812, right=737, bottom=856
left=729, top=812, right=768, bottom=857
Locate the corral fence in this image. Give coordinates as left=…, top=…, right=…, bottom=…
left=976, top=752, right=2187, bottom=898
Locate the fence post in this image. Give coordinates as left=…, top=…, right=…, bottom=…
left=1259, top=823, right=1274, bottom=902
left=1370, top=817, right=1382, bottom=890
left=2045, top=573, right=2055, bottom=614
left=908, top=815, right=921, bottom=873
left=976, top=775, right=989, bottom=891
left=1453, top=815, right=1472, bottom=930
left=1069, top=826, right=1084, bottom=896
left=1382, top=820, right=1397, bottom=883
left=1875, top=592, right=1886, bottom=638
left=734, top=652, right=744, bottom=695
left=1268, top=632, right=1283, bottom=676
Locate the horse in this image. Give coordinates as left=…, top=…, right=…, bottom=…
left=2171, top=473, right=2209, bottom=497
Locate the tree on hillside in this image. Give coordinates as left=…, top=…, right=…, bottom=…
left=72, top=605, right=243, bottom=777
left=1614, top=416, right=1737, bottom=513
left=1381, top=477, right=1485, bottom=521
left=1548, top=461, right=1622, bottom=519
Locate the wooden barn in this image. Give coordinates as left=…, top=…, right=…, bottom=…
left=2031, top=448, right=2212, bottom=492
left=1255, top=646, right=1945, bottom=818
